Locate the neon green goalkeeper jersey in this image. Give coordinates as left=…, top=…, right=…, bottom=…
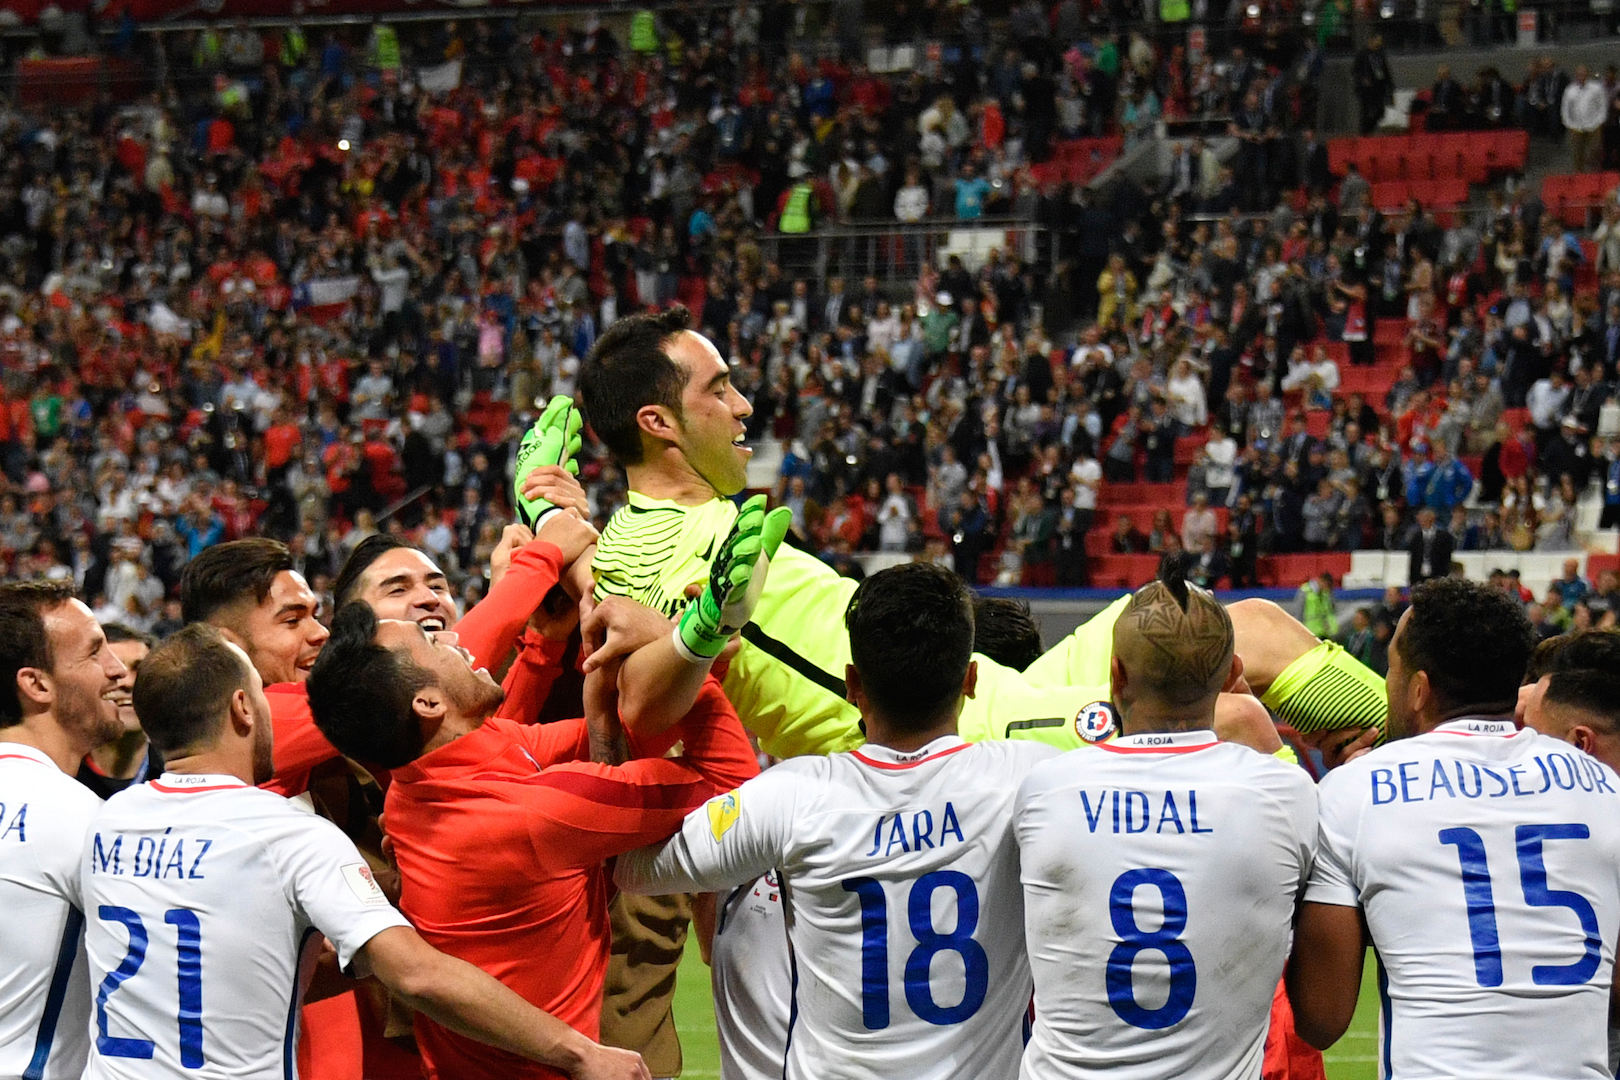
left=592, top=492, right=1130, bottom=759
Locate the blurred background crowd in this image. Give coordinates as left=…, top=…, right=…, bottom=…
left=1, top=0, right=1619, bottom=633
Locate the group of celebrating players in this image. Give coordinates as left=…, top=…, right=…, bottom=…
left=4, top=306, right=1620, bottom=1080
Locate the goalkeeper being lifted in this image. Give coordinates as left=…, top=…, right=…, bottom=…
left=513, top=305, right=1387, bottom=1079
left=520, top=305, right=1388, bottom=759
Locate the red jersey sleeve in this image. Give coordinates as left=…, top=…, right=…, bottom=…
left=260, top=684, right=339, bottom=798
left=497, top=629, right=570, bottom=725
left=513, top=680, right=758, bottom=872
left=456, top=540, right=565, bottom=672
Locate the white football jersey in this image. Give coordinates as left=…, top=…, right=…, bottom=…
left=79, top=773, right=409, bottom=1080
left=712, top=872, right=793, bottom=1080
left=1308, top=717, right=1620, bottom=1080
left=617, top=735, right=1062, bottom=1080
left=1015, top=731, right=1317, bottom=1080
left=0, top=742, right=100, bottom=1080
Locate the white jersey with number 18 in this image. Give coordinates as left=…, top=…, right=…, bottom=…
left=79, top=774, right=409, bottom=1080
left=1308, top=718, right=1620, bottom=1080
left=616, top=735, right=1061, bottom=1080
left=1014, top=731, right=1318, bottom=1080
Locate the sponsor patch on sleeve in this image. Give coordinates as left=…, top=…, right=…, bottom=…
left=341, top=862, right=389, bottom=907
left=707, top=791, right=741, bottom=842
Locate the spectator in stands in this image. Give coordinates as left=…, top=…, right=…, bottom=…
left=1409, top=506, right=1455, bottom=582
left=1352, top=36, right=1395, bottom=135
left=1563, top=66, right=1609, bottom=174
left=1111, top=513, right=1147, bottom=554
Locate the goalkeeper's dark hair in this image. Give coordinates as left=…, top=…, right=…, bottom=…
left=306, top=602, right=431, bottom=769
left=1397, top=578, right=1532, bottom=716
left=845, top=562, right=975, bottom=734
left=973, top=596, right=1042, bottom=672
left=579, top=305, right=693, bottom=465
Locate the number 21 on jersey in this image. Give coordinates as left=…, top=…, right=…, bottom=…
left=97, top=905, right=205, bottom=1067
left=842, top=873, right=989, bottom=1029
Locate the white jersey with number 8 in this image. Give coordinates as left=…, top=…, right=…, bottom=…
left=79, top=774, right=409, bottom=1080
left=1307, top=718, right=1620, bottom=1080
left=616, top=735, right=1061, bottom=1080
left=1014, top=730, right=1318, bottom=1080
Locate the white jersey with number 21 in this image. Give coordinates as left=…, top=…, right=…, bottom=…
left=1015, top=731, right=1318, bottom=1080
left=616, top=735, right=1061, bottom=1080
left=79, top=774, right=409, bottom=1080
left=1308, top=718, right=1620, bottom=1080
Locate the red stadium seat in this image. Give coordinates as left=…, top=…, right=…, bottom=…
left=1088, top=554, right=1161, bottom=589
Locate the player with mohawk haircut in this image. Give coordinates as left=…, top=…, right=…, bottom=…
left=1014, top=561, right=1319, bottom=1080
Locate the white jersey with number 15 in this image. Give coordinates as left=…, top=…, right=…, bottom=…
left=1308, top=718, right=1620, bottom=1080
left=616, top=735, right=1061, bottom=1080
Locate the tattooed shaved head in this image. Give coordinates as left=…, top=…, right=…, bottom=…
left=1112, top=570, right=1235, bottom=708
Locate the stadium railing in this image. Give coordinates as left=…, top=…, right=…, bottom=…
left=759, top=220, right=1049, bottom=285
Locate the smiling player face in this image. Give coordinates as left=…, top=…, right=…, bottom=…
left=668, top=330, right=754, bottom=498
left=356, top=548, right=459, bottom=632
left=237, top=571, right=328, bottom=685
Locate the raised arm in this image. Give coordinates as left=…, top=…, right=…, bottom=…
left=615, top=765, right=796, bottom=897
left=516, top=677, right=758, bottom=873
left=360, top=925, right=650, bottom=1080
left=584, top=495, right=791, bottom=737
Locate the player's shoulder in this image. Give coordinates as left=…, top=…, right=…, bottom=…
left=966, top=738, right=1065, bottom=772
left=0, top=752, right=104, bottom=833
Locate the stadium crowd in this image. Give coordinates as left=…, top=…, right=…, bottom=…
left=0, top=1, right=1617, bottom=638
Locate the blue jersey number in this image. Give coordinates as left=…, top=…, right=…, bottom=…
left=1440, top=824, right=1602, bottom=987
left=841, top=871, right=989, bottom=1030
left=1106, top=868, right=1197, bottom=1030
left=96, top=906, right=206, bottom=1067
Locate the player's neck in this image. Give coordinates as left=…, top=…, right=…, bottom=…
left=628, top=451, right=721, bottom=506
left=1416, top=703, right=1516, bottom=735
left=865, top=714, right=958, bottom=754
left=421, top=709, right=488, bottom=756
left=90, top=729, right=151, bottom=779
left=161, top=748, right=253, bottom=785
left=1118, top=709, right=1212, bottom=737
left=2, top=713, right=98, bottom=774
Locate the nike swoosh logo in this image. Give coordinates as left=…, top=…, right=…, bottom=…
left=699, top=537, right=716, bottom=561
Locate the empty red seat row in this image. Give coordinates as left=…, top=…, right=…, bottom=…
left=1369, top=178, right=1469, bottom=216
left=1097, top=480, right=1187, bottom=507
left=1330, top=130, right=1526, bottom=182
left=1084, top=552, right=1352, bottom=590
left=1542, top=172, right=1620, bottom=226
left=1259, top=553, right=1353, bottom=587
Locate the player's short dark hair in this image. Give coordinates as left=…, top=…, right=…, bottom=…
left=579, top=305, right=692, bottom=465
left=1546, top=628, right=1620, bottom=675
left=180, top=538, right=295, bottom=626
left=1398, top=578, right=1532, bottom=714
left=306, top=602, right=430, bottom=768
left=845, top=563, right=974, bottom=734
left=1524, top=634, right=1573, bottom=684
left=133, top=623, right=253, bottom=756
left=0, top=580, right=76, bottom=729
left=972, top=596, right=1042, bottom=672
left=1545, top=669, right=1620, bottom=732
left=101, top=624, right=157, bottom=649
left=333, top=534, right=422, bottom=611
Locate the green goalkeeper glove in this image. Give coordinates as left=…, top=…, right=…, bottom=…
left=674, top=494, right=793, bottom=663
left=513, top=395, right=583, bottom=529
